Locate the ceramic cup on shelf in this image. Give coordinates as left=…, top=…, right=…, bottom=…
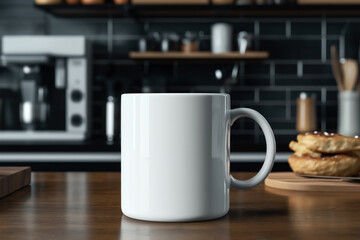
left=121, top=93, right=276, bottom=222
left=237, top=31, right=253, bottom=54
left=338, top=91, right=360, bottom=136
left=211, top=23, right=233, bottom=54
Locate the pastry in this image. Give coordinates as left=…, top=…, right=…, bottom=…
left=289, top=141, right=321, bottom=158
left=297, top=132, right=360, bottom=153
left=288, top=154, right=360, bottom=177
left=288, top=132, right=360, bottom=177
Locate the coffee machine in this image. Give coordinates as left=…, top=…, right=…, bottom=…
left=0, top=36, right=91, bottom=141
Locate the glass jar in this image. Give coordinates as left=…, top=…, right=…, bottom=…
left=181, top=31, right=199, bottom=53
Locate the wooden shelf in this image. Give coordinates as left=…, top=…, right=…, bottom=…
left=129, top=51, right=269, bottom=60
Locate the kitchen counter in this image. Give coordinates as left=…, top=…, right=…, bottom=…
left=0, top=172, right=359, bottom=239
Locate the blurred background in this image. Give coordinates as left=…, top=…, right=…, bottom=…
left=1, top=0, right=360, bottom=171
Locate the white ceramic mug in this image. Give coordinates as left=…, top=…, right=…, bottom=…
left=338, top=91, right=360, bottom=136
left=121, top=93, right=276, bottom=222
left=211, top=23, right=233, bottom=54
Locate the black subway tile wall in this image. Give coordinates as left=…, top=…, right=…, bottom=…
left=2, top=1, right=359, bottom=151
left=291, top=22, right=321, bottom=36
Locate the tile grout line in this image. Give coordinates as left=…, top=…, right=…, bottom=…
left=286, top=20, right=291, bottom=39
left=297, top=61, right=303, bottom=78
left=339, top=36, right=345, bottom=59
left=285, top=88, right=291, bottom=120
left=239, top=62, right=245, bottom=86
left=321, top=17, right=327, bottom=62
left=254, top=20, right=260, bottom=51
left=270, top=62, right=275, bottom=86
left=107, top=17, right=114, bottom=59
left=254, top=88, right=260, bottom=103
left=43, top=12, right=49, bottom=35
left=144, top=20, right=149, bottom=33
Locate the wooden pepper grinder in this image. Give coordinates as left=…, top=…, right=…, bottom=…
left=296, top=92, right=317, bottom=133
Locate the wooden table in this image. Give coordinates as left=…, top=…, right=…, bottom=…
left=0, top=172, right=359, bottom=239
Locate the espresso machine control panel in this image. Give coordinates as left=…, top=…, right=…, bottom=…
left=67, top=58, right=89, bottom=133
left=0, top=36, right=91, bottom=142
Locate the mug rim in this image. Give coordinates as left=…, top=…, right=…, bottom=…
left=122, top=93, right=229, bottom=97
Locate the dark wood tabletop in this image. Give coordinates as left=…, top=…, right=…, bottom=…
left=0, top=172, right=359, bottom=240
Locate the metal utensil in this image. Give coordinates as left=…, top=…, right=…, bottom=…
left=36, top=86, right=49, bottom=129
left=227, top=63, right=239, bottom=85
left=215, top=69, right=223, bottom=81
left=331, top=45, right=344, bottom=91
left=216, top=64, right=239, bottom=93
left=106, top=96, right=115, bottom=143
left=237, top=31, right=252, bottom=54
left=298, top=174, right=360, bottom=182
left=215, top=69, right=225, bottom=93
left=341, top=59, right=358, bottom=91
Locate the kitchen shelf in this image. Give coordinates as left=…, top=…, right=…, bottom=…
left=129, top=51, right=269, bottom=60
left=34, top=3, right=360, bottom=18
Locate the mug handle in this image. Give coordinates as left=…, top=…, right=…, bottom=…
left=229, top=108, right=276, bottom=189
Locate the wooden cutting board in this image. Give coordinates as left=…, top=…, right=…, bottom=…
left=0, top=167, right=31, bottom=199
left=265, top=172, right=360, bottom=192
